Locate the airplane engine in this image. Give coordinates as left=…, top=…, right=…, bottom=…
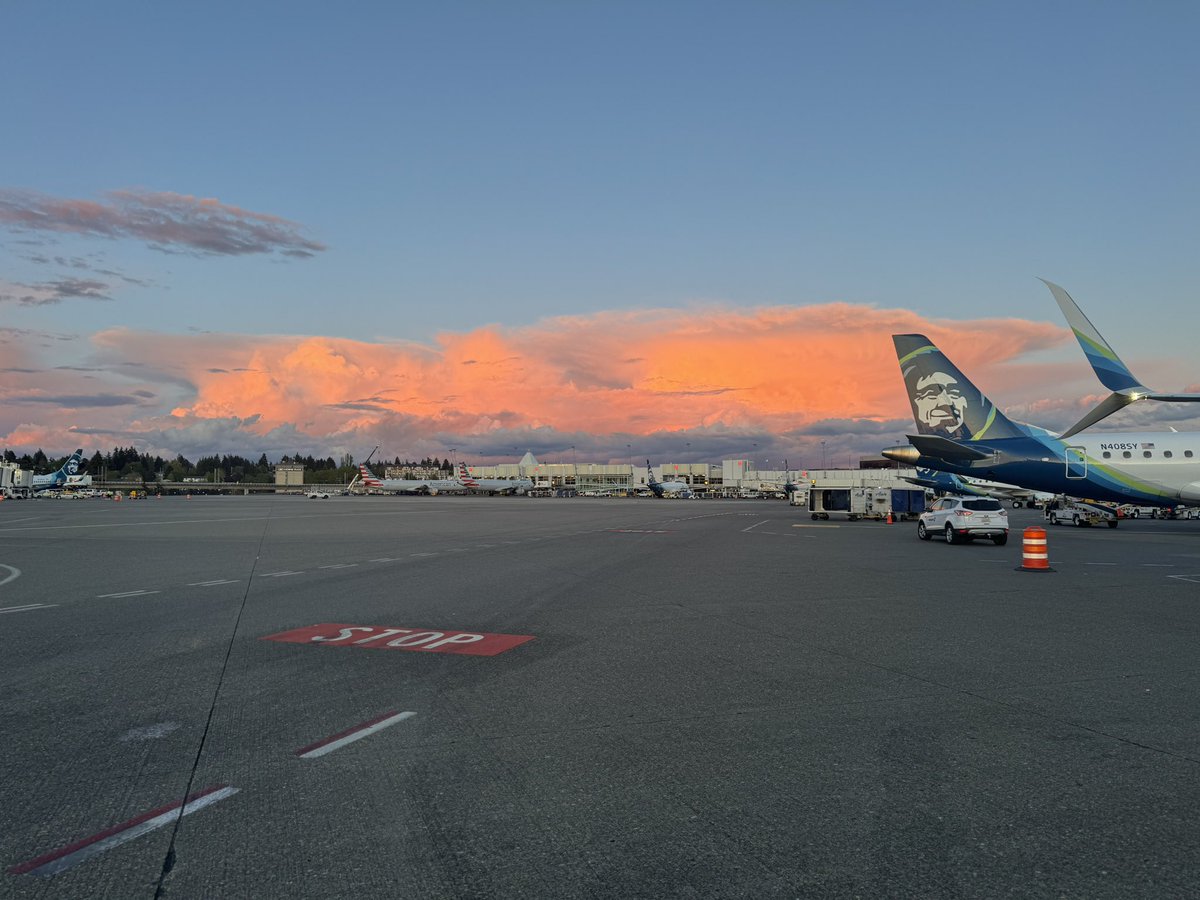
left=429, top=488, right=439, bottom=496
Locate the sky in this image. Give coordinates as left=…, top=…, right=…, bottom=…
left=2, top=1, right=1198, bottom=468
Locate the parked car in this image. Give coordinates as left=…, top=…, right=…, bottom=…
left=917, top=496, right=1009, bottom=545
left=307, top=490, right=330, bottom=499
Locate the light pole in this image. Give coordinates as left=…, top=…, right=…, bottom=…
left=821, top=441, right=826, bottom=469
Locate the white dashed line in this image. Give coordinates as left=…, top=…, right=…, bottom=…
left=741, top=520, right=770, bottom=533
left=0, top=603, right=57, bottom=614
left=258, top=571, right=302, bottom=578
left=294, top=710, right=417, bottom=759
left=318, top=564, right=358, bottom=569
left=188, top=579, right=238, bottom=586
left=96, top=590, right=160, bottom=599
left=369, top=558, right=398, bottom=563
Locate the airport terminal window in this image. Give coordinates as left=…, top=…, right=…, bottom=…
left=1102, top=451, right=1111, bottom=459
left=1123, top=451, right=1132, bottom=458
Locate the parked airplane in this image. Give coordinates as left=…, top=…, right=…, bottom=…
left=455, top=463, right=533, bottom=495
left=881, top=302, right=1200, bottom=506
left=31, top=449, right=85, bottom=490
left=904, top=468, right=1052, bottom=508
left=643, top=460, right=690, bottom=497
left=356, top=463, right=465, bottom=495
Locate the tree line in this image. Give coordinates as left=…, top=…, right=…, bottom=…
left=1, top=448, right=455, bottom=485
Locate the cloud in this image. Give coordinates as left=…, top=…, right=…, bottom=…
left=0, top=277, right=113, bottom=306
left=0, top=188, right=325, bottom=258
left=0, top=301, right=1098, bottom=463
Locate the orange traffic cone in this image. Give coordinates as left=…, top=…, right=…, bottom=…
left=886, top=509, right=894, bottom=524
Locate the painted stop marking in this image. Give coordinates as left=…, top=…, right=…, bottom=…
left=261, top=623, right=534, bottom=656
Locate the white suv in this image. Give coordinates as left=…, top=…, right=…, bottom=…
left=918, top=497, right=1009, bottom=545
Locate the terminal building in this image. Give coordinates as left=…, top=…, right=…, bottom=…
left=457, top=452, right=916, bottom=498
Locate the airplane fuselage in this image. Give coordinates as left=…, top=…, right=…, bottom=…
left=907, top=430, right=1200, bottom=506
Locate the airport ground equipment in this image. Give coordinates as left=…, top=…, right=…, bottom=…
left=1044, top=496, right=1119, bottom=528
left=809, top=481, right=926, bottom=521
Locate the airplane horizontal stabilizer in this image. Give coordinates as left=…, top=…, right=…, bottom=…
left=906, top=434, right=994, bottom=462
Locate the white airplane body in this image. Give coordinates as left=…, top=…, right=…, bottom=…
left=456, top=463, right=533, bottom=495
left=357, top=463, right=465, bottom=495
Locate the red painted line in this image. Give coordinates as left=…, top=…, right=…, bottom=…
left=294, top=709, right=403, bottom=757
left=7, top=784, right=229, bottom=876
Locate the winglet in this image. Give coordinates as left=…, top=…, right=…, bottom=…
left=1042, top=279, right=1200, bottom=436
left=1039, top=279, right=1148, bottom=393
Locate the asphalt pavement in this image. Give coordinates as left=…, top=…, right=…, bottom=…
left=2, top=495, right=1199, bottom=898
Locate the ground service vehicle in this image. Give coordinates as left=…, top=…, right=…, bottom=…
left=307, top=490, right=330, bottom=499
left=1044, top=496, right=1118, bottom=528
left=917, top=497, right=1009, bottom=544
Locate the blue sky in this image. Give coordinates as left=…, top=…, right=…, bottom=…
left=1, top=2, right=1198, bottom=461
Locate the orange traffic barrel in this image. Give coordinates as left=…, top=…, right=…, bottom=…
left=1016, top=525, right=1054, bottom=573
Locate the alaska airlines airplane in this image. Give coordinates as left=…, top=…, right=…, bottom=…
left=882, top=290, right=1200, bottom=507
left=356, top=463, right=465, bottom=495
left=31, top=449, right=85, bottom=490
left=455, top=463, right=533, bottom=495
left=904, top=468, right=1052, bottom=507
left=643, top=460, right=689, bottom=497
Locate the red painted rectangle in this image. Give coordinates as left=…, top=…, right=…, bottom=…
left=260, top=623, right=534, bottom=656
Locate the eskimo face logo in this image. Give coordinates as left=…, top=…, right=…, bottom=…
left=913, top=370, right=969, bottom=437
left=66, top=458, right=80, bottom=475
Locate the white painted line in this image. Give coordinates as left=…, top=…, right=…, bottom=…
left=317, top=564, right=358, bottom=569
left=7, top=785, right=239, bottom=877
left=119, top=722, right=180, bottom=742
left=741, top=519, right=770, bottom=533
left=96, top=590, right=160, bottom=599
left=1085, top=562, right=1118, bottom=566
left=1168, top=574, right=1200, bottom=584
left=295, top=710, right=417, bottom=759
left=1142, top=564, right=1176, bottom=567
left=410, top=552, right=435, bottom=557
left=790, top=523, right=842, bottom=528
left=369, top=557, right=397, bottom=562
left=0, top=603, right=57, bottom=614
left=258, top=571, right=303, bottom=578
left=0, top=564, right=21, bottom=587
left=188, top=579, right=239, bottom=586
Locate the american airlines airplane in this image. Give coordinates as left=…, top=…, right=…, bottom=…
left=356, top=463, right=465, bottom=495
left=455, top=463, right=533, bottom=495
left=882, top=283, right=1200, bottom=507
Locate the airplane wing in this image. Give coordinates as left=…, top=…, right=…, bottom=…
left=1043, top=279, right=1200, bottom=438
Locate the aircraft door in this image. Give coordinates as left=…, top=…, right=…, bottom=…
left=1065, top=446, right=1088, bottom=480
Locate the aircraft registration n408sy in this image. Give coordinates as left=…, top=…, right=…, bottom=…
left=882, top=282, right=1200, bottom=508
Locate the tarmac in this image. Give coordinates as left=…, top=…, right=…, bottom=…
left=1, top=494, right=1199, bottom=898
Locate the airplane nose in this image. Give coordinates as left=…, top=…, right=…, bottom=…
left=882, top=445, right=920, bottom=464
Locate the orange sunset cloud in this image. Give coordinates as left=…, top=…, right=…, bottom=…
left=1, top=303, right=1076, bottom=460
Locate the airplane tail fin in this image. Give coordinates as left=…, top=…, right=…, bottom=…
left=644, top=460, right=659, bottom=487
left=457, top=462, right=478, bottom=486
left=58, top=449, right=84, bottom=481
left=357, top=463, right=382, bottom=487
left=893, top=335, right=1026, bottom=441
